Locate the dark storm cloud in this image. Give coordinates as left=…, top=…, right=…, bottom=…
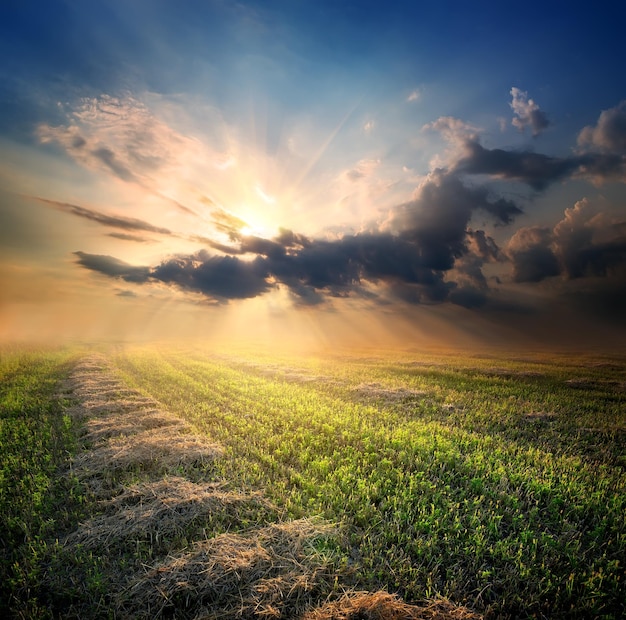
left=455, top=140, right=626, bottom=189
left=269, top=233, right=437, bottom=291
left=389, top=170, right=521, bottom=269
left=34, top=197, right=172, bottom=235
left=455, top=141, right=578, bottom=190
left=76, top=230, right=457, bottom=305
left=152, top=251, right=271, bottom=299
left=574, top=153, right=626, bottom=184
left=274, top=228, right=312, bottom=249
left=507, top=199, right=626, bottom=283
left=71, top=155, right=621, bottom=318
left=74, top=251, right=151, bottom=283
left=427, top=100, right=626, bottom=189
left=241, top=235, right=287, bottom=259
left=74, top=170, right=526, bottom=306
left=507, top=226, right=561, bottom=282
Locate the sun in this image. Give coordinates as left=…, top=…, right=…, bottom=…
left=237, top=206, right=278, bottom=239
left=239, top=223, right=264, bottom=238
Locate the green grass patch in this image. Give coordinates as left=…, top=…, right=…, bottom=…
left=0, top=347, right=86, bottom=618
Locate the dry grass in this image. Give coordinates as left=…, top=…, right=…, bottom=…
left=72, top=427, right=223, bottom=481
left=80, top=409, right=189, bottom=443
left=118, top=519, right=339, bottom=619
left=64, top=477, right=274, bottom=551
left=65, top=355, right=223, bottom=500
left=63, top=377, right=160, bottom=420
left=302, top=591, right=483, bottom=620
left=74, top=396, right=161, bottom=416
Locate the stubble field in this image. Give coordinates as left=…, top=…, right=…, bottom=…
left=1, top=344, right=624, bottom=618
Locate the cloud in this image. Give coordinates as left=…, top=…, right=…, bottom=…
left=422, top=117, right=480, bottom=144
left=454, top=139, right=626, bottom=189
left=426, top=101, right=626, bottom=188
left=448, top=285, right=487, bottom=309
left=465, top=229, right=505, bottom=262
left=37, top=95, right=207, bottom=215
left=573, top=152, right=626, bottom=185
left=388, top=170, right=521, bottom=270
left=189, top=235, right=245, bottom=255
left=33, top=196, right=172, bottom=235
left=152, top=251, right=271, bottom=300
left=578, top=101, right=626, bottom=154
left=90, top=146, right=139, bottom=183
left=507, top=226, right=560, bottom=282
left=454, top=140, right=577, bottom=190
left=344, top=159, right=380, bottom=182
left=209, top=207, right=250, bottom=241
left=74, top=251, right=151, bottom=283
left=37, top=98, right=157, bottom=184
left=510, top=87, right=550, bottom=136
left=407, top=89, right=421, bottom=102
left=425, top=105, right=626, bottom=187
left=74, top=169, right=524, bottom=308
left=107, top=232, right=154, bottom=243
left=507, top=198, right=626, bottom=282
left=553, top=198, right=626, bottom=279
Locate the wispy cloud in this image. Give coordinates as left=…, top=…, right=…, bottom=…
left=107, top=232, right=155, bottom=243
left=32, top=196, right=172, bottom=235
left=37, top=95, right=214, bottom=217
left=407, top=89, right=421, bottom=103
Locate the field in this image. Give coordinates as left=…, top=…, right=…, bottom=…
left=1, top=344, right=624, bottom=619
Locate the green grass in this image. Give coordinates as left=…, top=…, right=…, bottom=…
left=0, top=346, right=85, bottom=618
left=113, top=346, right=626, bottom=619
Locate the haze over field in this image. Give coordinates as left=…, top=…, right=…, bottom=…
left=1, top=1, right=625, bottom=350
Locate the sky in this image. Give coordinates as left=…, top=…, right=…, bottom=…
left=1, top=0, right=626, bottom=351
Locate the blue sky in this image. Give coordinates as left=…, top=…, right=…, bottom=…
left=1, top=0, right=625, bottom=348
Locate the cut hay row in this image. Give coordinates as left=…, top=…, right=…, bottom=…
left=302, top=592, right=483, bottom=620
left=58, top=354, right=481, bottom=619
left=119, top=519, right=339, bottom=619
left=72, top=427, right=223, bottom=482
left=65, top=477, right=274, bottom=552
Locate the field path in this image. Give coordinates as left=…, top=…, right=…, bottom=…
left=54, top=353, right=480, bottom=619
